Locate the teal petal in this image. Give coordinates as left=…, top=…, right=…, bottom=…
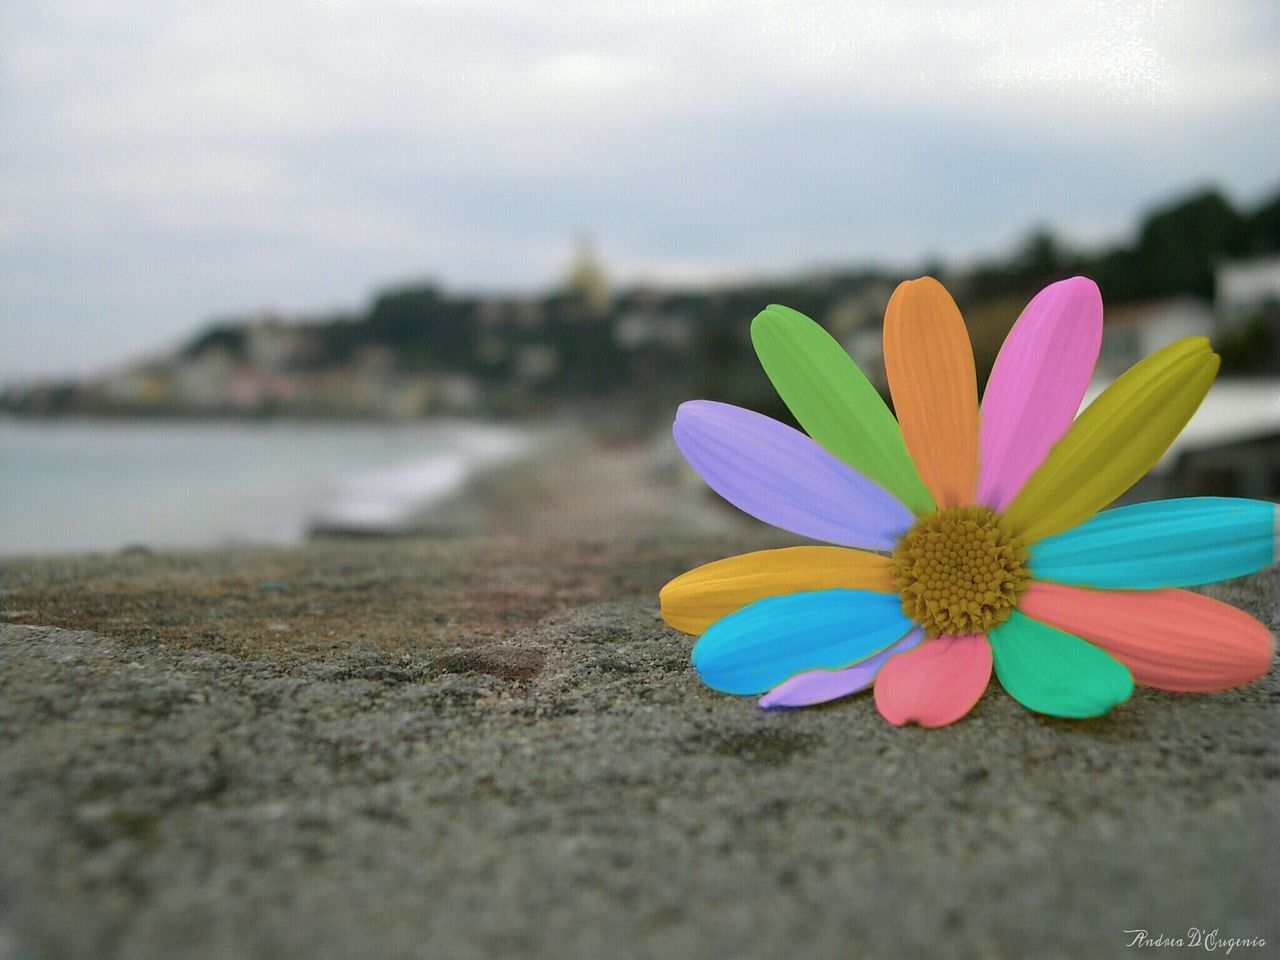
left=1029, top=497, right=1277, bottom=589
left=989, top=611, right=1133, bottom=718
left=692, top=589, right=913, bottom=695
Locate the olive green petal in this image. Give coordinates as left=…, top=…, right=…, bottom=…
left=751, top=304, right=935, bottom=515
left=1002, top=336, right=1219, bottom=543
left=989, top=610, right=1134, bottom=718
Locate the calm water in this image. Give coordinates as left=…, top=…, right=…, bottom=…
left=0, top=417, right=530, bottom=556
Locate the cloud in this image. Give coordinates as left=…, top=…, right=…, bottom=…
left=1, top=0, right=1277, bottom=378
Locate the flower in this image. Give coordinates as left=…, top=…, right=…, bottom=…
left=660, top=276, right=1276, bottom=727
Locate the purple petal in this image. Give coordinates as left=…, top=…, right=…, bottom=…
left=758, top=629, right=922, bottom=709
left=977, top=277, right=1101, bottom=512
left=673, top=400, right=914, bottom=549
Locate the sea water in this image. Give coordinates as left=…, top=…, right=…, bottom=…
left=0, top=417, right=531, bottom=555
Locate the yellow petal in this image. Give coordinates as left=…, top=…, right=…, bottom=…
left=1002, top=336, right=1219, bottom=543
left=882, top=277, right=979, bottom=509
left=659, top=546, right=897, bottom=636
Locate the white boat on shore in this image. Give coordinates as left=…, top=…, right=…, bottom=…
left=307, top=423, right=532, bottom=536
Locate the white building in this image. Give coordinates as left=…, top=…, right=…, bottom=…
left=1097, top=298, right=1217, bottom=379
left=1215, top=256, right=1280, bottom=323
left=171, top=346, right=235, bottom=409
left=1081, top=377, right=1280, bottom=500
left=613, top=311, right=692, bottom=351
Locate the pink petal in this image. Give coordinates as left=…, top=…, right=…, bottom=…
left=1018, top=582, right=1275, bottom=692
left=874, top=634, right=992, bottom=727
left=977, top=277, right=1102, bottom=512
left=758, top=629, right=922, bottom=708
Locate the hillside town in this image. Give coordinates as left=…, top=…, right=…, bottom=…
left=5, top=189, right=1278, bottom=427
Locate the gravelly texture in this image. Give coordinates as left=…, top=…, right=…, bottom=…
left=1, top=538, right=1277, bottom=960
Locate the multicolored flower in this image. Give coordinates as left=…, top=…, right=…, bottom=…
left=660, top=276, right=1276, bottom=726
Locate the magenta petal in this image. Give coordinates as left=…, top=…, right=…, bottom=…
left=976, top=277, right=1102, bottom=512
left=758, top=629, right=922, bottom=709
left=673, top=400, right=914, bottom=549
left=873, top=634, right=992, bottom=727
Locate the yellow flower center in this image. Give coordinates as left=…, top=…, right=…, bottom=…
left=891, top=506, right=1029, bottom=638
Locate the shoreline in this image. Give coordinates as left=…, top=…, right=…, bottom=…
left=0, top=415, right=561, bottom=558
left=305, top=418, right=539, bottom=538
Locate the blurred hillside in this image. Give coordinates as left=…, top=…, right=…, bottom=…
left=5, top=185, right=1278, bottom=422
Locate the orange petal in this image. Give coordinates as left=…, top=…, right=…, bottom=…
left=1018, top=581, right=1275, bottom=692
left=659, top=546, right=897, bottom=636
left=882, top=277, right=979, bottom=508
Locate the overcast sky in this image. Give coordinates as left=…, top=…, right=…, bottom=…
left=2, top=0, right=1277, bottom=380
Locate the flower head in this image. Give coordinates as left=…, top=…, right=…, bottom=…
left=660, top=276, right=1276, bottom=727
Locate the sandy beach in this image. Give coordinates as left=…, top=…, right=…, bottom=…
left=1, top=432, right=1277, bottom=960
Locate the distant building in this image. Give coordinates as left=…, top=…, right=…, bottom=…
left=436, top=372, right=481, bottom=411
left=841, top=326, right=886, bottom=388
left=1097, top=297, right=1216, bottom=379
left=475, top=332, right=510, bottom=367
left=825, top=282, right=893, bottom=341
left=171, top=346, right=235, bottom=408
left=225, top=368, right=273, bottom=412
left=831, top=283, right=895, bottom=387
left=613, top=310, right=692, bottom=351
left=562, top=236, right=611, bottom=318
left=474, top=298, right=508, bottom=330
left=513, top=344, right=559, bottom=386
left=1215, top=255, right=1280, bottom=324
left=243, top=316, right=296, bottom=371
left=98, top=366, right=170, bottom=407
left=513, top=297, right=547, bottom=330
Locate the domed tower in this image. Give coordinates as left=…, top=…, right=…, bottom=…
left=562, top=234, right=611, bottom=319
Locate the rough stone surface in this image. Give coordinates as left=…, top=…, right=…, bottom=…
left=2, top=536, right=1277, bottom=960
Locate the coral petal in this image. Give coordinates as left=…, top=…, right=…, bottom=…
left=1018, top=582, right=1276, bottom=692
left=873, top=634, right=992, bottom=728
left=882, top=277, right=979, bottom=509
left=977, top=277, right=1101, bottom=511
left=660, top=546, right=896, bottom=636
left=760, top=630, right=922, bottom=708
left=672, top=400, right=914, bottom=549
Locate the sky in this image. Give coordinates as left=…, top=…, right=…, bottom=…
left=2, top=0, right=1278, bottom=381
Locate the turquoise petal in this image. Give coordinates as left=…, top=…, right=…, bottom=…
left=691, top=589, right=912, bottom=695
left=989, top=611, right=1133, bottom=719
left=1028, top=497, right=1277, bottom=589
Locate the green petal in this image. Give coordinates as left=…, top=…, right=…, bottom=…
left=989, top=610, right=1133, bottom=718
left=751, top=304, right=936, bottom=515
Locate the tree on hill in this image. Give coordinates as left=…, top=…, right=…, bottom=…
left=366, top=285, right=476, bottom=370
left=1128, top=189, right=1248, bottom=300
